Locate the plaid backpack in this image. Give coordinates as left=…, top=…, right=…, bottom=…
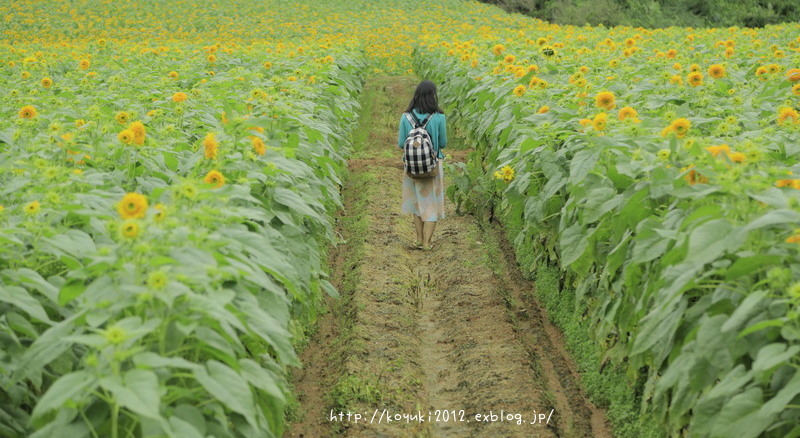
left=402, top=112, right=438, bottom=179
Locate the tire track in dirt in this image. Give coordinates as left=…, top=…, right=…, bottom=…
left=286, top=76, right=613, bottom=438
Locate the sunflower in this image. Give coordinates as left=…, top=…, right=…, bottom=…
left=117, top=192, right=148, bottom=219
left=19, top=105, right=37, bottom=118
left=102, top=325, right=127, bottom=344
left=776, top=179, right=800, bottom=189
left=767, top=64, right=782, bottom=74
left=492, top=44, right=505, bottom=56
left=503, top=54, right=516, bottom=64
left=540, top=45, right=556, bottom=57
left=21, top=71, right=30, bottom=79
left=755, top=66, right=768, bottom=76
left=787, top=235, right=800, bottom=244
left=207, top=54, right=216, bottom=63
left=778, top=107, right=799, bottom=125
left=204, top=170, right=225, bottom=188
left=168, top=71, right=179, bottom=78
left=79, top=59, right=90, bottom=70
left=618, top=106, right=639, bottom=122
left=793, top=84, right=800, bottom=96
left=154, top=203, right=166, bottom=221
left=120, top=220, right=141, bottom=239
left=493, top=165, right=515, bottom=183
left=172, top=92, right=188, bottom=102
left=595, top=91, right=616, bottom=110
left=666, top=49, right=678, bottom=59
left=682, top=166, right=707, bottom=185
left=708, top=64, right=726, bottom=79
left=129, top=121, right=146, bottom=145
left=689, top=64, right=701, bottom=72
left=118, top=129, right=134, bottom=144
left=24, top=201, right=40, bottom=215
left=115, top=111, right=129, bottom=124
left=671, top=118, right=691, bottom=137
left=687, top=72, right=703, bottom=87
left=728, top=152, right=746, bottom=163
left=203, top=133, right=219, bottom=159
left=788, top=68, right=800, bottom=82
left=723, top=47, right=734, bottom=58
left=706, top=144, right=731, bottom=157
left=41, top=77, right=52, bottom=88
left=512, top=85, right=526, bottom=97
left=537, top=105, right=549, bottom=114
left=670, top=75, right=683, bottom=85
left=592, top=112, right=608, bottom=131
left=263, top=61, right=273, bottom=69
left=252, top=137, right=266, bottom=155
left=146, top=271, right=168, bottom=290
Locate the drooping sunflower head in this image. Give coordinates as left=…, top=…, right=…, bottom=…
left=252, top=137, right=266, bottom=155
left=540, top=45, right=556, bottom=57
left=203, top=133, right=219, bottom=159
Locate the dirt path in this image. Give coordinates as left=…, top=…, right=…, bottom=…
left=285, top=76, right=613, bottom=438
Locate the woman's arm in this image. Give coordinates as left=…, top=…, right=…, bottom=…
left=438, top=113, right=447, bottom=150
left=398, top=115, right=409, bottom=148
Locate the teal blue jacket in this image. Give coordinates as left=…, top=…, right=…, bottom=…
left=398, top=110, right=447, bottom=159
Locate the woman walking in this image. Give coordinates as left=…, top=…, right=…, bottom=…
left=397, top=80, right=447, bottom=251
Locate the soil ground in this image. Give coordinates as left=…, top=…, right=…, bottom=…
left=285, top=76, right=613, bottom=438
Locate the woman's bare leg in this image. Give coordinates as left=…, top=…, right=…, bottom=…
left=413, top=215, right=424, bottom=246
left=423, top=221, right=436, bottom=249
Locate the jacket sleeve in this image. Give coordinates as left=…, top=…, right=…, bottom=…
left=398, top=115, right=408, bottom=148
left=438, top=113, right=447, bottom=150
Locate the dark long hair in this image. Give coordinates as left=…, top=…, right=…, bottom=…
left=405, top=80, right=444, bottom=114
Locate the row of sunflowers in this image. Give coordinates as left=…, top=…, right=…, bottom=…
left=416, top=19, right=800, bottom=438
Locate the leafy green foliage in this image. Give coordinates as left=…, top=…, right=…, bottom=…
left=415, top=22, right=800, bottom=437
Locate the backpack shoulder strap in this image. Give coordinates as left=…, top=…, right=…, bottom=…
left=404, top=112, right=418, bottom=128
left=420, top=114, right=432, bottom=129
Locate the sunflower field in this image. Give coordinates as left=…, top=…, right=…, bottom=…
left=416, top=21, right=800, bottom=438
left=1, top=0, right=800, bottom=437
